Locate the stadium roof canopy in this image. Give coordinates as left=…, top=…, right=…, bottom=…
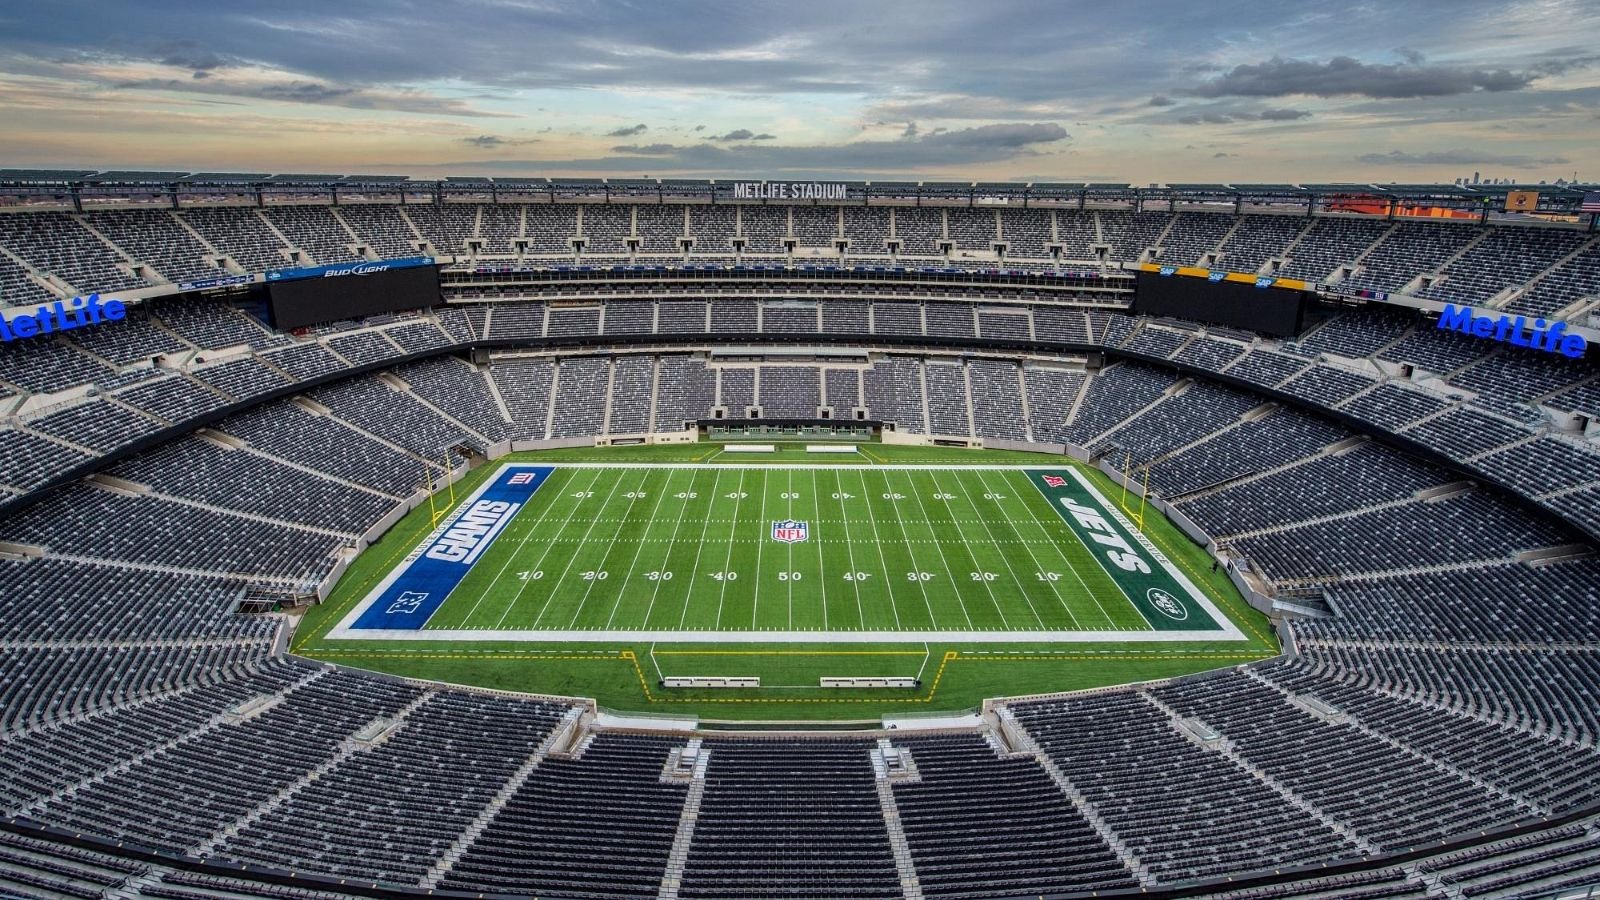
left=176, top=173, right=271, bottom=183
left=80, top=171, right=190, bottom=183
left=1372, top=184, right=1475, bottom=196
left=1238, top=184, right=1311, bottom=194
left=1297, top=183, right=1382, bottom=193
left=3, top=171, right=1595, bottom=214
left=0, top=169, right=97, bottom=182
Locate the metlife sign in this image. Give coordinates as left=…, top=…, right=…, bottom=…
left=264, top=255, right=434, bottom=284
left=1437, top=304, right=1588, bottom=359
left=730, top=182, right=850, bottom=201
left=0, top=294, right=127, bottom=344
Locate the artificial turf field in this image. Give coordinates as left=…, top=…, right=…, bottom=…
left=296, top=443, right=1278, bottom=720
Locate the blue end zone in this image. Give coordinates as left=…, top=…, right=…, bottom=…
left=350, top=466, right=554, bottom=630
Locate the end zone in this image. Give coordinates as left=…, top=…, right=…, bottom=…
left=333, top=465, right=554, bottom=633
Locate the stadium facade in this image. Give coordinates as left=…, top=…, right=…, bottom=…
left=0, top=170, right=1598, bottom=899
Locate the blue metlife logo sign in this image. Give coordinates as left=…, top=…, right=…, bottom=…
left=1437, top=304, right=1588, bottom=360
left=265, top=255, right=434, bottom=284
left=0, top=293, right=127, bottom=344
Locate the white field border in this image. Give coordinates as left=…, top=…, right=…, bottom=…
left=327, top=462, right=1245, bottom=643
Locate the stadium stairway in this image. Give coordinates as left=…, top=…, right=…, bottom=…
left=869, top=740, right=925, bottom=900
left=1168, top=435, right=1363, bottom=503
left=992, top=708, right=1157, bottom=888
left=12, top=667, right=326, bottom=820
left=194, top=687, right=438, bottom=858
left=1138, top=690, right=1382, bottom=856
left=1243, top=668, right=1554, bottom=819
left=418, top=704, right=586, bottom=889
left=657, top=741, right=710, bottom=900
left=1218, top=494, right=1424, bottom=541
left=218, top=436, right=406, bottom=504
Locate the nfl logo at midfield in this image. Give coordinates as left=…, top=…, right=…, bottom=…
left=771, top=519, right=810, bottom=543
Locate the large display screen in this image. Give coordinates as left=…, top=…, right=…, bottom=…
left=1133, top=271, right=1306, bottom=338
left=266, top=265, right=441, bottom=330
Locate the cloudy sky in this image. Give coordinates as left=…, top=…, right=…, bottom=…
left=1, top=0, right=1596, bottom=183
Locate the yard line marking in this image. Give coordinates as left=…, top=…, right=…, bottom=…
left=975, top=469, right=1081, bottom=629
left=858, top=468, right=928, bottom=629
left=914, top=470, right=1012, bottom=629
left=566, top=469, right=652, bottom=628
left=491, top=468, right=604, bottom=630
left=531, top=469, right=633, bottom=629
left=713, top=469, right=746, bottom=629
left=812, top=468, right=830, bottom=631
left=454, top=468, right=572, bottom=627
left=952, top=470, right=1046, bottom=629
left=894, top=469, right=979, bottom=629
left=603, top=468, right=676, bottom=629
left=832, top=470, right=869, bottom=629
left=750, top=468, right=768, bottom=628
left=677, top=469, right=724, bottom=630
left=864, top=470, right=947, bottom=624
left=638, top=469, right=700, bottom=629
left=1020, top=470, right=1146, bottom=629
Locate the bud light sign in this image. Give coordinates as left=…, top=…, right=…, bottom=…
left=266, top=255, right=434, bottom=284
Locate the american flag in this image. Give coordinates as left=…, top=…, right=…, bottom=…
left=1582, top=193, right=1600, bottom=213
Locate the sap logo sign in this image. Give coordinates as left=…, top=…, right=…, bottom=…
left=1058, top=498, right=1150, bottom=574
left=1147, top=588, right=1189, bottom=621
left=0, top=294, right=126, bottom=343
left=1207, top=271, right=1227, bottom=283
left=1158, top=266, right=1178, bottom=277
left=1254, top=276, right=1275, bottom=289
left=425, top=499, right=521, bottom=564
left=1437, top=304, right=1587, bottom=359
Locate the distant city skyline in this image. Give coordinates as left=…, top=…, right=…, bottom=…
left=0, top=0, right=1596, bottom=183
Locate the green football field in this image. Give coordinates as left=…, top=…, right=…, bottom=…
left=299, top=443, right=1274, bottom=720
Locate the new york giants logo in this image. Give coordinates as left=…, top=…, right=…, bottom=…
left=508, top=472, right=537, bottom=486
left=771, top=520, right=809, bottom=543
left=387, top=591, right=429, bottom=615
left=1042, top=474, right=1067, bottom=488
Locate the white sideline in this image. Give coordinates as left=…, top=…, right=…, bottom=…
left=326, top=627, right=1238, bottom=642
left=330, top=462, right=1248, bottom=644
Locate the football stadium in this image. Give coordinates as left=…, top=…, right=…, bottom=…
left=2, top=5, right=1600, bottom=898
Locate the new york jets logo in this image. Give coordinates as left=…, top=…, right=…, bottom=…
left=1146, top=587, right=1188, bottom=621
